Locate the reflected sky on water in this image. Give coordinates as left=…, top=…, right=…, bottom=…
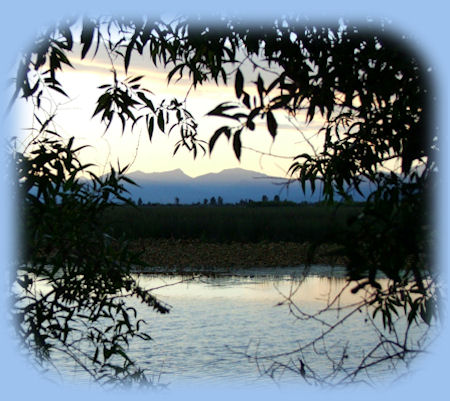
left=125, top=274, right=355, bottom=387
left=41, top=269, right=433, bottom=388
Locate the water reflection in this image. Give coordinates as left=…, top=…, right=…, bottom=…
left=46, top=270, right=431, bottom=387
left=135, top=270, right=363, bottom=306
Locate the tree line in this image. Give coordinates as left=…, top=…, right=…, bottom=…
left=135, top=193, right=299, bottom=206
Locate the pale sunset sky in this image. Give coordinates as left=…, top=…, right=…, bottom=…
left=16, top=40, right=325, bottom=179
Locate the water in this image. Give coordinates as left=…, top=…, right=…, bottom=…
left=44, top=269, right=432, bottom=388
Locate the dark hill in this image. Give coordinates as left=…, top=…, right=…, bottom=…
left=122, top=168, right=323, bottom=204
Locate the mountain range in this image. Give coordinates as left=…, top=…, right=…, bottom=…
left=122, top=168, right=324, bottom=204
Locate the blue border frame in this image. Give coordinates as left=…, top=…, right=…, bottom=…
left=1, top=2, right=448, bottom=400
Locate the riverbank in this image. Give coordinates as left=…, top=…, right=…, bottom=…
left=130, top=238, right=347, bottom=275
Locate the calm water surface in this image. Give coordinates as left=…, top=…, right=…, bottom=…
left=49, top=269, right=430, bottom=388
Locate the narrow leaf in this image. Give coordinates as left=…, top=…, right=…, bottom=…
left=233, top=129, right=242, bottom=161
left=256, top=74, right=264, bottom=104
left=242, top=92, right=251, bottom=109
left=266, top=110, right=278, bottom=138
left=157, top=111, right=164, bottom=132
left=148, top=116, right=154, bottom=140
left=80, top=20, right=95, bottom=59
left=127, top=75, right=144, bottom=84
left=235, top=69, right=244, bottom=99
left=209, top=126, right=230, bottom=153
left=207, top=102, right=238, bottom=117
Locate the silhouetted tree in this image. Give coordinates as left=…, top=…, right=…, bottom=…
left=10, top=15, right=438, bottom=386
left=13, top=138, right=169, bottom=386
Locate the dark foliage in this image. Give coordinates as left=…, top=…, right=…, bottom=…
left=12, top=134, right=169, bottom=386
left=10, top=15, right=439, bottom=385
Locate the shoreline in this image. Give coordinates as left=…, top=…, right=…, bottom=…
left=130, top=238, right=348, bottom=276
left=131, top=264, right=349, bottom=278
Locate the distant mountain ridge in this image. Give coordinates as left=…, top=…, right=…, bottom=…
left=127, top=169, right=192, bottom=183
left=122, top=168, right=322, bottom=204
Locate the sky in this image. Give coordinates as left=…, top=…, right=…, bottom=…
left=1, top=1, right=449, bottom=401
left=15, top=39, right=325, bottom=179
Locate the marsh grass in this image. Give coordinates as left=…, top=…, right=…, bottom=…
left=101, top=203, right=361, bottom=244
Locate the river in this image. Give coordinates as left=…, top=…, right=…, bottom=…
left=44, top=266, right=432, bottom=388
